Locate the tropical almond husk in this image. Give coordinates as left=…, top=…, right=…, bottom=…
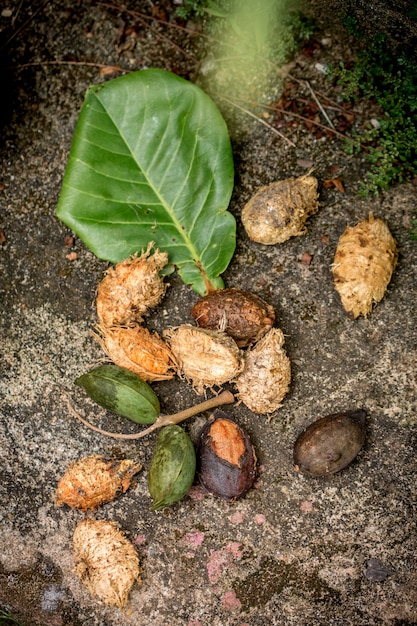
left=332, top=213, right=398, bottom=318
left=234, top=328, right=291, bottom=416
left=94, top=324, right=177, bottom=381
left=191, top=288, right=275, bottom=347
left=73, top=518, right=141, bottom=608
left=55, top=455, right=142, bottom=511
left=241, top=173, right=319, bottom=245
left=96, top=242, right=168, bottom=328
left=164, top=324, right=244, bottom=394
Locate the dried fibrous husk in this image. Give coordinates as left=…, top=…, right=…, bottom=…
left=73, top=518, right=141, bottom=608
left=55, top=455, right=142, bottom=511
left=191, top=288, right=275, bottom=347
left=234, top=328, right=291, bottom=416
left=332, top=213, right=398, bottom=318
left=96, top=242, right=168, bottom=328
left=241, top=174, right=319, bottom=245
left=95, top=324, right=177, bottom=381
left=164, top=324, right=244, bottom=394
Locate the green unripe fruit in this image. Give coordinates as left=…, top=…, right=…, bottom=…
left=148, top=425, right=196, bottom=510
left=75, top=364, right=160, bottom=424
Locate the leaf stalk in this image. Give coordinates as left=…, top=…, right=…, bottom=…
left=64, top=390, right=234, bottom=439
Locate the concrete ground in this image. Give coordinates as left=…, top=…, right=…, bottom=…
left=1, top=1, right=416, bottom=625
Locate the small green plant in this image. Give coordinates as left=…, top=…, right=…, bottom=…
left=0, top=610, right=25, bottom=626
left=332, top=27, right=417, bottom=199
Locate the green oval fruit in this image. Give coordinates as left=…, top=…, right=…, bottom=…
left=148, top=425, right=196, bottom=510
left=75, top=364, right=160, bottom=424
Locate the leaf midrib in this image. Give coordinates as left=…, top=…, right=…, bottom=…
left=95, top=89, right=202, bottom=268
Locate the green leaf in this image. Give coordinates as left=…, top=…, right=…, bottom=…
left=56, top=69, right=235, bottom=295
left=75, top=364, right=160, bottom=424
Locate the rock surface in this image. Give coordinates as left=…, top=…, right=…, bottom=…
left=1, top=1, right=416, bottom=624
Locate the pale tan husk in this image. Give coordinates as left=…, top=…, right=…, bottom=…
left=332, top=213, right=398, bottom=318
left=55, top=455, right=142, bottom=511
left=73, top=518, right=141, bottom=608
left=241, top=174, right=319, bottom=245
left=164, top=324, right=244, bottom=394
left=94, top=324, right=177, bottom=381
left=96, top=242, right=168, bottom=328
left=234, top=328, right=291, bottom=416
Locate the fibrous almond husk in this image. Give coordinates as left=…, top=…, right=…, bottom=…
left=95, top=324, right=177, bottom=381
left=234, top=328, right=291, bottom=416
left=73, top=518, right=141, bottom=608
left=55, top=455, right=142, bottom=511
left=96, top=242, right=168, bottom=328
left=164, top=324, right=244, bottom=394
left=241, top=174, right=319, bottom=245
left=332, top=213, right=397, bottom=318
left=191, top=288, right=275, bottom=347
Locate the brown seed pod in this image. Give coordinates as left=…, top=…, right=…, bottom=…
left=96, top=242, right=168, bottom=328
left=164, top=324, right=244, bottom=394
left=55, top=454, right=142, bottom=511
left=94, top=324, right=177, bottom=381
left=234, top=328, right=291, bottom=415
left=332, top=214, right=397, bottom=318
left=197, top=409, right=256, bottom=501
left=73, top=518, right=141, bottom=608
left=293, top=410, right=367, bottom=477
left=241, top=174, right=319, bottom=245
left=191, top=288, right=275, bottom=347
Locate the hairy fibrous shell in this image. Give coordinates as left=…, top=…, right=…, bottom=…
left=94, top=324, right=177, bottom=381
left=164, top=324, right=244, bottom=394
left=234, top=328, right=291, bottom=415
left=73, top=518, right=141, bottom=608
left=332, top=213, right=397, bottom=318
left=96, top=242, right=168, bottom=328
left=241, top=174, right=319, bottom=245
left=55, top=455, right=142, bottom=511
left=191, top=288, right=275, bottom=347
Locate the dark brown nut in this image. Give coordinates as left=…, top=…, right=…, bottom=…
left=197, top=410, right=256, bottom=501
left=191, top=288, right=275, bottom=347
left=293, top=410, right=366, bottom=477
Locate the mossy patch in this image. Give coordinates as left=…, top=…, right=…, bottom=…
left=232, top=556, right=341, bottom=611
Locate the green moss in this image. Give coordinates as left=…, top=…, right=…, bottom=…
left=330, top=21, right=417, bottom=202
left=232, top=556, right=341, bottom=611
left=0, top=610, right=25, bottom=626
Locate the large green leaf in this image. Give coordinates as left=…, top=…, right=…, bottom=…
left=56, top=69, right=235, bottom=295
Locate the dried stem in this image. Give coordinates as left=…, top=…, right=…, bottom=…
left=216, top=94, right=296, bottom=147
left=304, top=80, right=336, bottom=130
left=224, top=92, right=355, bottom=144
left=96, top=1, right=198, bottom=61
left=64, top=390, right=234, bottom=440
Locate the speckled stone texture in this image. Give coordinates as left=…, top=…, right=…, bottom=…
left=1, top=1, right=416, bottom=625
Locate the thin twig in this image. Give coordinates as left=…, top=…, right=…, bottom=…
left=96, top=1, right=198, bottom=61
left=63, top=390, right=235, bottom=440
left=95, top=0, right=227, bottom=47
left=217, top=94, right=296, bottom=147
left=305, top=80, right=336, bottom=129
left=226, top=93, right=355, bottom=143
left=276, top=68, right=348, bottom=111
left=0, top=0, right=50, bottom=52
left=8, top=60, right=126, bottom=72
